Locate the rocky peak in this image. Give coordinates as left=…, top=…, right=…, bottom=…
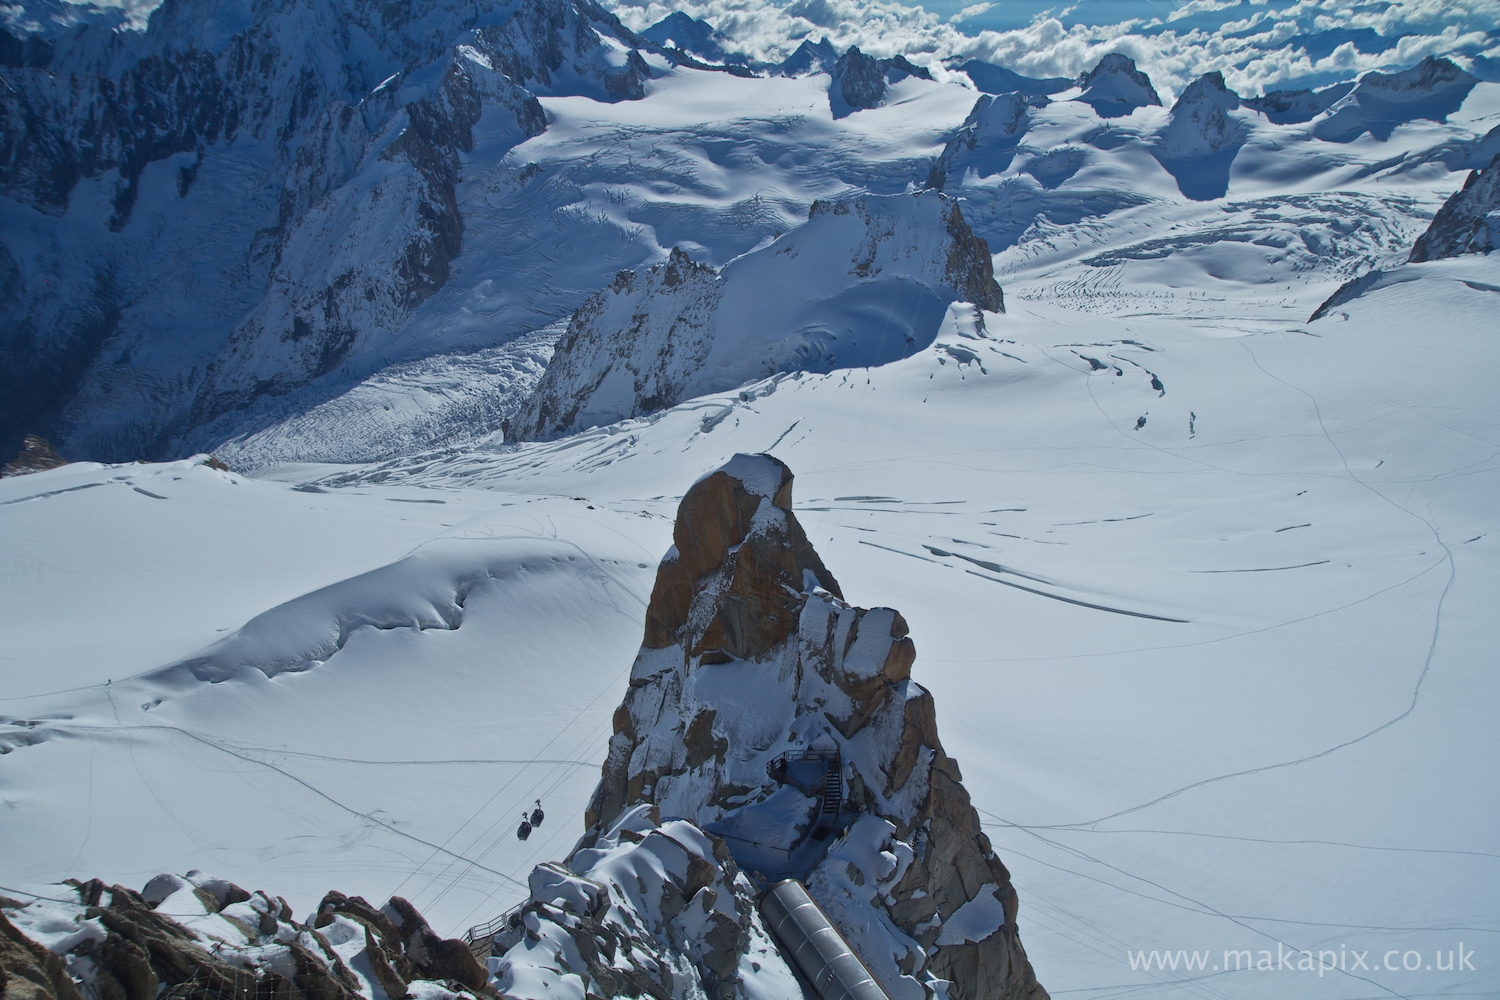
left=833, top=46, right=934, bottom=111
left=1074, top=53, right=1162, bottom=116
left=773, top=36, right=838, bottom=77
left=1409, top=152, right=1500, bottom=261
left=927, top=91, right=1042, bottom=190
left=1, top=434, right=69, bottom=476
left=1358, top=55, right=1476, bottom=101
left=508, top=191, right=1002, bottom=441
left=1159, top=71, right=1245, bottom=158
left=643, top=453, right=841, bottom=658
left=575, top=454, right=1048, bottom=1000
left=641, top=11, right=744, bottom=65
left=1314, top=55, right=1478, bottom=142
left=1243, top=81, right=1353, bottom=124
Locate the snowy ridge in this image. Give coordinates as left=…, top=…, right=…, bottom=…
left=508, top=191, right=1002, bottom=440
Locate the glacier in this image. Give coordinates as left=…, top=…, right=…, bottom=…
left=1, top=1, right=1499, bottom=999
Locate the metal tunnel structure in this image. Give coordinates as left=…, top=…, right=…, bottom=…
left=759, top=879, right=893, bottom=1000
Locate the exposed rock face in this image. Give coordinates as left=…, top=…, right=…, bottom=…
left=832, top=47, right=933, bottom=111
left=1, top=874, right=488, bottom=1000
left=2, top=435, right=68, bottom=477
left=508, top=192, right=1003, bottom=440
left=1158, top=72, right=1244, bottom=158
left=1073, top=54, right=1161, bottom=117
left=577, top=454, right=1047, bottom=1000
left=0, top=910, right=82, bottom=1000
left=640, top=11, right=746, bottom=66
left=1409, top=152, right=1500, bottom=261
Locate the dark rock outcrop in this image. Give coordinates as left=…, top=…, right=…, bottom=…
left=1, top=875, right=491, bottom=1000
left=1409, top=152, right=1500, bottom=261
left=771, top=37, right=838, bottom=77
left=833, top=46, right=933, bottom=111
left=2, top=435, right=68, bottom=477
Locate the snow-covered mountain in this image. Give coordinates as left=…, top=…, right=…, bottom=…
left=2, top=4, right=1499, bottom=1000
left=508, top=192, right=1001, bottom=440
left=5, top=0, right=1496, bottom=469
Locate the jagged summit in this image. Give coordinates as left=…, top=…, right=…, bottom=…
left=1073, top=53, right=1162, bottom=117
left=1159, top=71, right=1244, bottom=158
left=546, top=453, right=1048, bottom=1000
left=1153, top=70, right=1248, bottom=199
left=832, top=46, right=934, bottom=112
left=927, top=91, right=1045, bottom=189
left=772, top=36, right=839, bottom=76
left=640, top=10, right=745, bottom=65
left=1314, top=55, right=1479, bottom=141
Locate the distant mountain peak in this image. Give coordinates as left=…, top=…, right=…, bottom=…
left=640, top=10, right=744, bottom=65
left=1074, top=53, right=1162, bottom=117
left=1160, top=70, right=1245, bottom=157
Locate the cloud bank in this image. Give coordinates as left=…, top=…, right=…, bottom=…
left=605, top=0, right=1500, bottom=99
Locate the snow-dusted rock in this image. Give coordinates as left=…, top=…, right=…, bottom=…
left=574, top=454, right=1047, bottom=1000
left=927, top=91, right=1045, bottom=189
left=0, top=877, right=483, bottom=1000
left=771, top=37, right=838, bottom=77
left=1409, top=153, right=1500, bottom=261
left=641, top=11, right=746, bottom=66
left=1153, top=71, right=1250, bottom=200
left=1313, top=56, right=1478, bottom=142
left=1, top=434, right=68, bottom=477
left=508, top=192, right=1003, bottom=440
left=832, top=46, right=933, bottom=112
left=1072, top=54, right=1161, bottom=117
left=1158, top=72, right=1245, bottom=159
left=488, top=806, right=800, bottom=1000
left=1243, top=82, right=1353, bottom=124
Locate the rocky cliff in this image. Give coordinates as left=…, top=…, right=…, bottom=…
left=0, top=872, right=492, bottom=1000
left=830, top=47, right=933, bottom=112
left=1409, top=152, right=1500, bottom=261
left=491, top=454, right=1046, bottom=1000
left=507, top=192, right=1003, bottom=440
